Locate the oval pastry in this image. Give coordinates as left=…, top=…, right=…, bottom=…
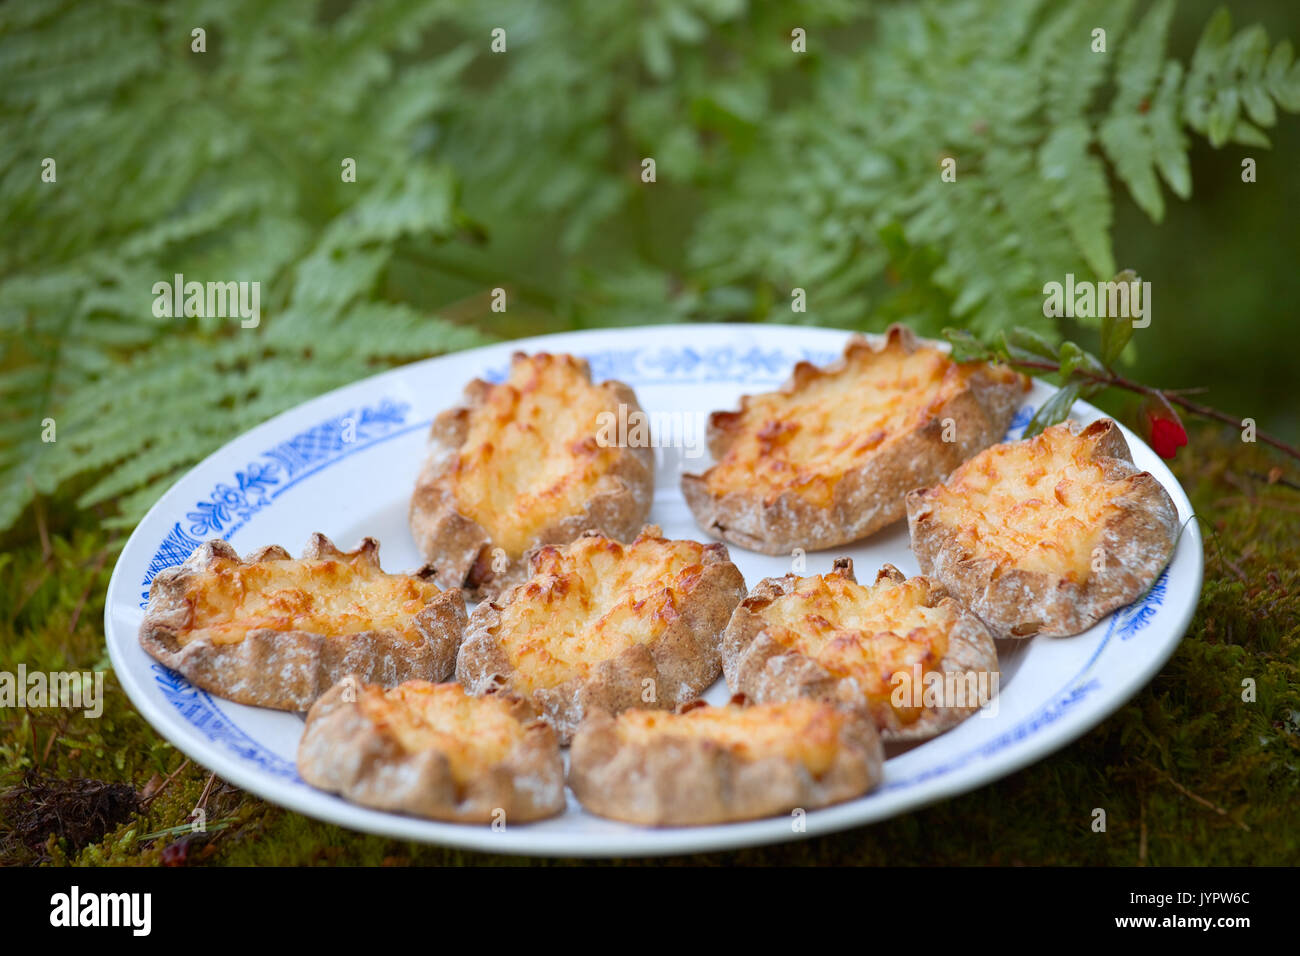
left=298, top=679, right=565, bottom=823
left=905, top=418, right=1180, bottom=639
left=409, top=351, right=655, bottom=599
left=139, top=534, right=466, bottom=711
left=456, top=525, right=747, bottom=743
left=722, top=559, right=999, bottom=741
left=681, top=325, right=1029, bottom=554
left=569, top=699, right=884, bottom=826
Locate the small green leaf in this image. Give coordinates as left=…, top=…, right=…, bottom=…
left=1231, top=120, right=1272, bottom=148
left=1024, top=383, right=1082, bottom=438
left=1100, top=270, right=1139, bottom=365
left=1038, top=122, right=1116, bottom=278
left=641, top=24, right=673, bottom=81
left=1240, top=82, right=1277, bottom=127
left=1004, top=327, right=1058, bottom=362
left=1059, top=341, right=1108, bottom=383
left=1100, top=315, right=1135, bottom=367
left=999, top=340, right=1045, bottom=366
left=1153, top=63, right=1193, bottom=198
left=943, top=327, right=989, bottom=363
left=1206, top=89, right=1240, bottom=147
left=1195, top=7, right=1233, bottom=63
left=1266, top=38, right=1294, bottom=84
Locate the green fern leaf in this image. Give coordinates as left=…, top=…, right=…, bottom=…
left=1039, top=123, right=1115, bottom=280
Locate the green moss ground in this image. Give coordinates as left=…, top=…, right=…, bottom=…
left=2, top=424, right=1296, bottom=866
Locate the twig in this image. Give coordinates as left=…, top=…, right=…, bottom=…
left=1216, top=551, right=1249, bottom=584
left=194, top=772, right=218, bottom=814
left=34, top=497, right=52, bottom=565
left=10, top=567, right=51, bottom=623
left=136, top=820, right=230, bottom=843
left=1007, top=358, right=1300, bottom=463
left=139, top=758, right=190, bottom=811
left=437, top=289, right=504, bottom=325
left=1247, top=469, right=1300, bottom=492
left=1143, top=761, right=1250, bottom=832
left=39, top=713, right=69, bottom=771
left=1138, top=792, right=1148, bottom=866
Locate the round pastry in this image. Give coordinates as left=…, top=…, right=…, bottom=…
left=456, top=525, right=746, bottom=743
left=139, top=534, right=466, bottom=711
left=410, top=351, right=654, bottom=599
left=722, top=558, right=999, bottom=741
left=298, top=679, right=565, bottom=823
left=906, top=418, right=1180, bottom=639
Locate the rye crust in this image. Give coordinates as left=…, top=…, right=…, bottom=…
left=721, top=558, right=1000, bottom=742
left=568, top=702, right=884, bottom=826
left=681, top=325, right=1029, bottom=555
left=139, top=534, right=467, bottom=712
left=409, top=354, right=655, bottom=601
left=905, top=418, right=1180, bottom=639
left=297, top=678, right=565, bottom=823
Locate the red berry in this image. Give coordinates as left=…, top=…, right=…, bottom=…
left=1150, top=417, right=1187, bottom=458
left=1141, top=399, right=1188, bottom=460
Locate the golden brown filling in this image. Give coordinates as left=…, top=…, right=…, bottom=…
left=614, top=700, right=848, bottom=776
left=491, top=533, right=711, bottom=695
left=757, top=572, right=953, bottom=725
left=926, top=424, right=1128, bottom=580
left=359, top=682, right=525, bottom=784
left=183, top=557, right=440, bottom=646
left=452, top=354, right=626, bottom=556
left=705, top=341, right=1017, bottom=508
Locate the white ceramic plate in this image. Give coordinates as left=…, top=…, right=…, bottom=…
left=104, top=324, right=1202, bottom=857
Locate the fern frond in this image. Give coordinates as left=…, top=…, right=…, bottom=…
left=1099, top=0, right=1176, bottom=220
left=1039, top=122, right=1115, bottom=279
left=1183, top=7, right=1300, bottom=148
left=3, top=0, right=1300, bottom=536
left=1033, top=0, right=1134, bottom=124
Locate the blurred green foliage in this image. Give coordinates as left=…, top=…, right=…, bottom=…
left=2, top=0, right=1299, bottom=537
left=2, top=0, right=1299, bottom=869
left=1117, top=1, right=1300, bottom=447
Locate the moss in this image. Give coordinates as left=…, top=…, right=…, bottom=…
left=2, top=423, right=1296, bottom=866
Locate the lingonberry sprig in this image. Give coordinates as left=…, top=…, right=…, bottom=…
left=944, top=296, right=1300, bottom=465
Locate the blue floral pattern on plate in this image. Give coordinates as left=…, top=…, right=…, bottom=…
left=139, top=398, right=413, bottom=606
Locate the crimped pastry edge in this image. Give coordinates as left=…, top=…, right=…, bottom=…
left=138, top=533, right=467, bottom=712
left=455, top=525, right=747, bottom=744
left=297, top=678, right=565, bottom=823
left=721, top=558, right=1000, bottom=742
left=681, top=324, right=1029, bottom=555
left=905, top=417, right=1181, bottom=639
